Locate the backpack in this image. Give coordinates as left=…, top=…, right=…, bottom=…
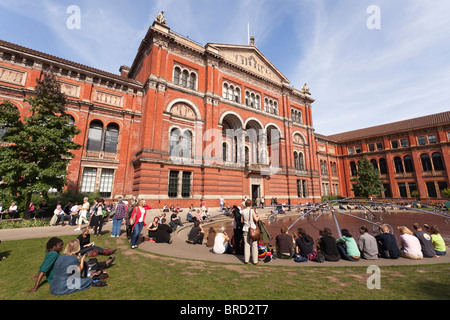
left=314, top=252, right=325, bottom=263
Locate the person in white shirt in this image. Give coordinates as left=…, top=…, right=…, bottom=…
left=74, top=197, right=90, bottom=231
left=213, top=226, right=232, bottom=254
left=398, top=226, right=423, bottom=260
left=53, top=204, right=66, bottom=226
left=8, top=202, right=18, bottom=219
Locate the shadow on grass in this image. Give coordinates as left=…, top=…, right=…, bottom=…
left=415, top=280, right=450, bottom=300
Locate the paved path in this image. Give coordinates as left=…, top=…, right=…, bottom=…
left=1, top=208, right=449, bottom=267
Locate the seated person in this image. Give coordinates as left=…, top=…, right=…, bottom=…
left=375, top=224, right=401, bottom=259
left=186, top=211, right=196, bottom=223
left=147, top=216, right=159, bottom=240
left=336, top=229, right=360, bottom=261
left=357, top=225, right=378, bottom=260
left=24, top=237, right=64, bottom=293
left=186, top=220, right=204, bottom=244
left=316, top=228, right=340, bottom=261
left=212, top=227, right=233, bottom=254
left=295, top=227, right=315, bottom=258
left=169, top=210, right=184, bottom=230
left=154, top=218, right=173, bottom=244
left=397, top=226, right=423, bottom=260
left=412, top=223, right=436, bottom=258
left=275, top=226, right=294, bottom=258
left=427, top=224, right=447, bottom=256
left=76, top=227, right=116, bottom=256
left=206, top=227, right=216, bottom=248
left=8, top=202, right=18, bottom=219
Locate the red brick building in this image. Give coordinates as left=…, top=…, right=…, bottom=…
left=1, top=15, right=449, bottom=207
left=318, top=111, right=450, bottom=202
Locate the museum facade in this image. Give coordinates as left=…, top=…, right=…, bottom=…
left=1, top=15, right=449, bottom=208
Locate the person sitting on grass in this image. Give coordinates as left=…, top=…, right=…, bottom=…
left=49, top=239, right=93, bottom=296
left=76, top=227, right=116, bottom=256
left=24, top=237, right=64, bottom=293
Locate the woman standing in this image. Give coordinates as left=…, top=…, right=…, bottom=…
left=49, top=239, right=93, bottom=296
left=90, top=198, right=104, bottom=236
left=74, top=197, right=90, bottom=231
left=130, top=200, right=147, bottom=249
left=241, top=199, right=259, bottom=264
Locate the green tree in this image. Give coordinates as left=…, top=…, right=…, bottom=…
left=351, top=156, right=384, bottom=198
left=0, top=73, right=81, bottom=217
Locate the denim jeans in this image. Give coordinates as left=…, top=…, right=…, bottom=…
left=112, top=218, right=123, bottom=237
left=131, top=222, right=143, bottom=246
left=337, top=243, right=360, bottom=261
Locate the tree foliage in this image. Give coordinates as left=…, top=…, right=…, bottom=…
left=351, top=156, right=384, bottom=198
left=0, top=73, right=81, bottom=214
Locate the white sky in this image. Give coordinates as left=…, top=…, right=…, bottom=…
left=1, top=0, right=449, bottom=135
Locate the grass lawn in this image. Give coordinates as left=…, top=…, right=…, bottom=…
left=1, top=235, right=449, bottom=301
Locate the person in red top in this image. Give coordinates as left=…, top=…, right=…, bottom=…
left=130, top=200, right=151, bottom=249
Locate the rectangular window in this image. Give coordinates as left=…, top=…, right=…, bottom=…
left=368, top=144, right=374, bottom=152
left=426, top=181, right=437, bottom=198
left=391, top=140, right=399, bottom=149
left=297, top=180, right=307, bottom=198
left=408, top=183, right=417, bottom=197
left=168, top=170, right=179, bottom=198
left=428, top=134, right=437, bottom=144
left=355, top=146, right=361, bottom=154
left=181, top=171, right=192, bottom=198
left=398, top=183, right=407, bottom=198
left=99, top=169, right=114, bottom=197
left=80, top=168, right=97, bottom=193
left=400, top=139, right=408, bottom=148
left=438, top=181, right=448, bottom=196
left=348, top=147, right=354, bottom=155
left=376, top=143, right=383, bottom=151
left=383, top=183, right=391, bottom=198
left=417, top=136, right=426, bottom=146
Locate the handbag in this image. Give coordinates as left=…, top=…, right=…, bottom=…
left=248, top=209, right=260, bottom=241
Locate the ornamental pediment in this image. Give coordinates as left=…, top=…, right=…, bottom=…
left=207, top=44, right=289, bottom=85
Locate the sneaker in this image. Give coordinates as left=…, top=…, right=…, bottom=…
left=74, top=227, right=80, bottom=231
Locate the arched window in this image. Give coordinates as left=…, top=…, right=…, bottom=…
left=222, top=142, right=228, bottom=162
left=421, top=154, right=433, bottom=172
left=169, top=128, right=181, bottom=157
left=404, top=156, right=414, bottom=173
left=173, top=67, right=181, bottom=85
left=86, top=121, right=103, bottom=151
left=294, top=152, right=299, bottom=170
left=255, top=95, right=260, bottom=109
left=181, top=70, right=189, bottom=87
left=371, top=159, right=378, bottom=171
left=181, top=130, right=192, bottom=159
left=394, top=156, right=404, bottom=173
left=379, top=158, right=388, bottom=174
left=432, top=152, right=444, bottom=171
left=350, top=161, right=357, bottom=176
left=299, top=152, right=305, bottom=170
left=103, top=123, right=120, bottom=153
left=222, top=83, right=228, bottom=99
left=234, top=87, right=240, bottom=103
left=189, top=73, right=196, bottom=90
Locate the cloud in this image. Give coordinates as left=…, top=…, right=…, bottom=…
left=290, top=0, right=450, bottom=135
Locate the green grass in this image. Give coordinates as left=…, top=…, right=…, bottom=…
left=1, top=235, right=449, bottom=300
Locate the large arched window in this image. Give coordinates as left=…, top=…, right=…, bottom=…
left=350, top=161, right=357, bottom=176
left=181, top=130, right=192, bottom=159
left=432, top=152, right=444, bottom=171
left=189, top=73, right=196, bottom=90
left=421, top=154, right=433, bottom=172
left=404, top=156, right=414, bottom=173
left=86, top=121, right=103, bottom=151
left=169, top=128, right=181, bottom=157
left=379, top=158, right=388, bottom=174
left=394, top=156, right=404, bottom=173
left=173, top=67, right=181, bottom=85
left=103, top=123, right=120, bottom=153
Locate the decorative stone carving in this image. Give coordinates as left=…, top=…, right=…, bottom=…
left=170, top=103, right=196, bottom=120
left=93, top=89, right=124, bottom=108
left=0, top=66, right=27, bottom=86
left=302, top=83, right=310, bottom=95
left=59, top=81, right=81, bottom=98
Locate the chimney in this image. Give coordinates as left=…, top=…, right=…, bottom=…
left=119, top=65, right=130, bottom=78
